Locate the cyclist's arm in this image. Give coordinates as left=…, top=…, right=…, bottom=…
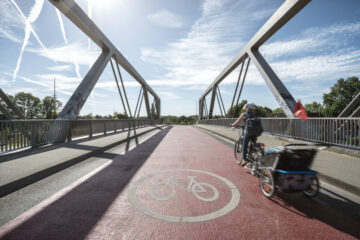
left=232, top=113, right=246, bottom=127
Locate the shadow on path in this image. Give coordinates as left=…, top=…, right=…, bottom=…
left=0, top=126, right=173, bottom=240
left=270, top=189, right=360, bottom=238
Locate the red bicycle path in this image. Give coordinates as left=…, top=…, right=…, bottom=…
left=0, top=126, right=359, bottom=240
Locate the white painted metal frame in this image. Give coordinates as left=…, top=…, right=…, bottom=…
left=49, top=0, right=160, bottom=120
left=199, top=0, right=311, bottom=119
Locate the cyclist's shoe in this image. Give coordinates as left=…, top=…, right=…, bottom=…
left=244, top=162, right=252, bottom=170
left=250, top=165, right=257, bottom=176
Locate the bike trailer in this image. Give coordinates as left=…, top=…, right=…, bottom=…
left=259, top=145, right=320, bottom=196
left=276, top=170, right=317, bottom=191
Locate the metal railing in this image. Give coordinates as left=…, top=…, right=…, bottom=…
left=0, top=119, right=159, bottom=153
left=198, top=118, right=360, bottom=149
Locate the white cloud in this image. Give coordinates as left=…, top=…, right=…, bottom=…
left=95, top=80, right=139, bottom=91
left=20, top=74, right=81, bottom=96
left=148, top=9, right=183, bottom=28
left=270, top=50, right=360, bottom=82
left=0, top=0, right=23, bottom=43
left=48, top=65, right=73, bottom=72
left=28, top=42, right=100, bottom=66
left=141, top=0, right=276, bottom=89
left=55, top=8, right=82, bottom=79
left=8, top=0, right=47, bottom=82
left=142, top=5, right=360, bottom=91
left=158, top=91, right=182, bottom=99
left=261, top=22, right=360, bottom=60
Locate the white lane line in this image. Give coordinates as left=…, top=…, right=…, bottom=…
left=0, top=160, right=112, bottom=237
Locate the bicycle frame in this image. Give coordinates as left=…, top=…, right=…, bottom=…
left=163, top=176, right=206, bottom=193
left=235, top=126, right=259, bottom=153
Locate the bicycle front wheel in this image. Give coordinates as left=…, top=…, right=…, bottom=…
left=234, top=141, right=243, bottom=165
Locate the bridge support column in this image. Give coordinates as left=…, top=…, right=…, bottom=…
left=248, top=50, right=295, bottom=117
left=143, top=87, right=151, bottom=119
left=57, top=50, right=112, bottom=119
left=155, top=98, right=161, bottom=120
left=199, top=99, right=204, bottom=120
left=338, top=92, right=360, bottom=117
left=0, top=88, right=25, bottom=119
left=208, top=86, right=217, bottom=119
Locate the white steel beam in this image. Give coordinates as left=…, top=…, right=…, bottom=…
left=49, top=0, right=160, bottom=119
left=57, top=50, right=112, bottom=119
left=199, top=0, right=311, bottom=118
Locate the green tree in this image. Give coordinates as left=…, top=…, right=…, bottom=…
left=271, top=108, right=286, bottom=117
left=304, top=101, right=323, bottom=117
left=161, top=115, right=197, bottom=125
left=42, top=96, right=62, bottom=119
left=113, top=111, right=128, bottom=119
left=226, top=100, right=273, bottom=118
left=94, top=114, right=103, bottom=119
left=226, top=100, right=247, bottom=117
left=253, top=105, right=272, bottom=117
left=14, top=92, right=42, bottom=119
left=0, top=94, right=14, bottom=119
left=323, top=77, right=360, bottom=117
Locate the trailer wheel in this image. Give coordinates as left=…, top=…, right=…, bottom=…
left=260, top=170, right=275, bottom=198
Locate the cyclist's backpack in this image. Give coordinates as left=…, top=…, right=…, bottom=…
left=244, top=112, right=263, bottom=137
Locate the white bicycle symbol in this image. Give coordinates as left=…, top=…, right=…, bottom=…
left=149, top=175, right=219, bottom=202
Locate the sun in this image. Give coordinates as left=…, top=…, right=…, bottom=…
left=87, top=0, right=124, bottom=15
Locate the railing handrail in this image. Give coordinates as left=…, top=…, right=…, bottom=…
left=0, top=119, right=147, bottom=123
left=198, top=118, right=360, bottom=150
left=0, top=119, right=160, bottom=153
left=198, top=117, right=360, bottom=120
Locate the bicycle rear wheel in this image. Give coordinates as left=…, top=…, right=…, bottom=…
left=234, top=141, right=244, bottom=165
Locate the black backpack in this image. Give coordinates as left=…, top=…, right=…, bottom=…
left=244, top=112, right=263, bottom=137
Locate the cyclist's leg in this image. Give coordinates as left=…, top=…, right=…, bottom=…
left=242, top=132, right=250, bottom=160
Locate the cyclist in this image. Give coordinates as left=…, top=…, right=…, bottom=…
left=232, top=103, right=263, bottom=170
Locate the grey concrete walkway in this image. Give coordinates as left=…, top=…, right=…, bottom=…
left=0, top=125, right=164, bottom=197
left=196, top=124, right=360, bottom=198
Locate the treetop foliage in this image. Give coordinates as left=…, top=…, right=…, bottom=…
left=0, top=76, right=358, bottom=120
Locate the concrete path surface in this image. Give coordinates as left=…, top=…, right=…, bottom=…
left=0, top=126, right=359, bottom=239
left=0, top=125, right=163, bottom=197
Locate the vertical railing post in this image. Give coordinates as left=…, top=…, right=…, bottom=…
left=89, top=120, right=93, bottom=138
left=0, top=122, right=3, bottom=152
left=104, top=120, right=107, bottom=136
left=68, top=120, right=72, bottom=142
left=31, top=121, right=35, bottom=148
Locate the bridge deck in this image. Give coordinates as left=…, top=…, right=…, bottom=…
left=0, top=126, right=359, bottom=239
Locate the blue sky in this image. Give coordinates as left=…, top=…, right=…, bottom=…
left=0, top=0, right=360, bottom=117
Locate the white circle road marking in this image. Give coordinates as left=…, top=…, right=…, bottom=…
left=127, top=169, right=241, bottom=223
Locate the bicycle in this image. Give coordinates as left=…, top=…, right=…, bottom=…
left=150, top=175, right=219, bottom=202
left=232, top=125, right=265, bottom=175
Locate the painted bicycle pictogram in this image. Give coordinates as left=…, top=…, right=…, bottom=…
left=127, top=169, right=241, bottom=223
left=150, top=175, right=219, bottom=202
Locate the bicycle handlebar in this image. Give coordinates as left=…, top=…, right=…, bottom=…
left=230, top=124, right=244, bottom=129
